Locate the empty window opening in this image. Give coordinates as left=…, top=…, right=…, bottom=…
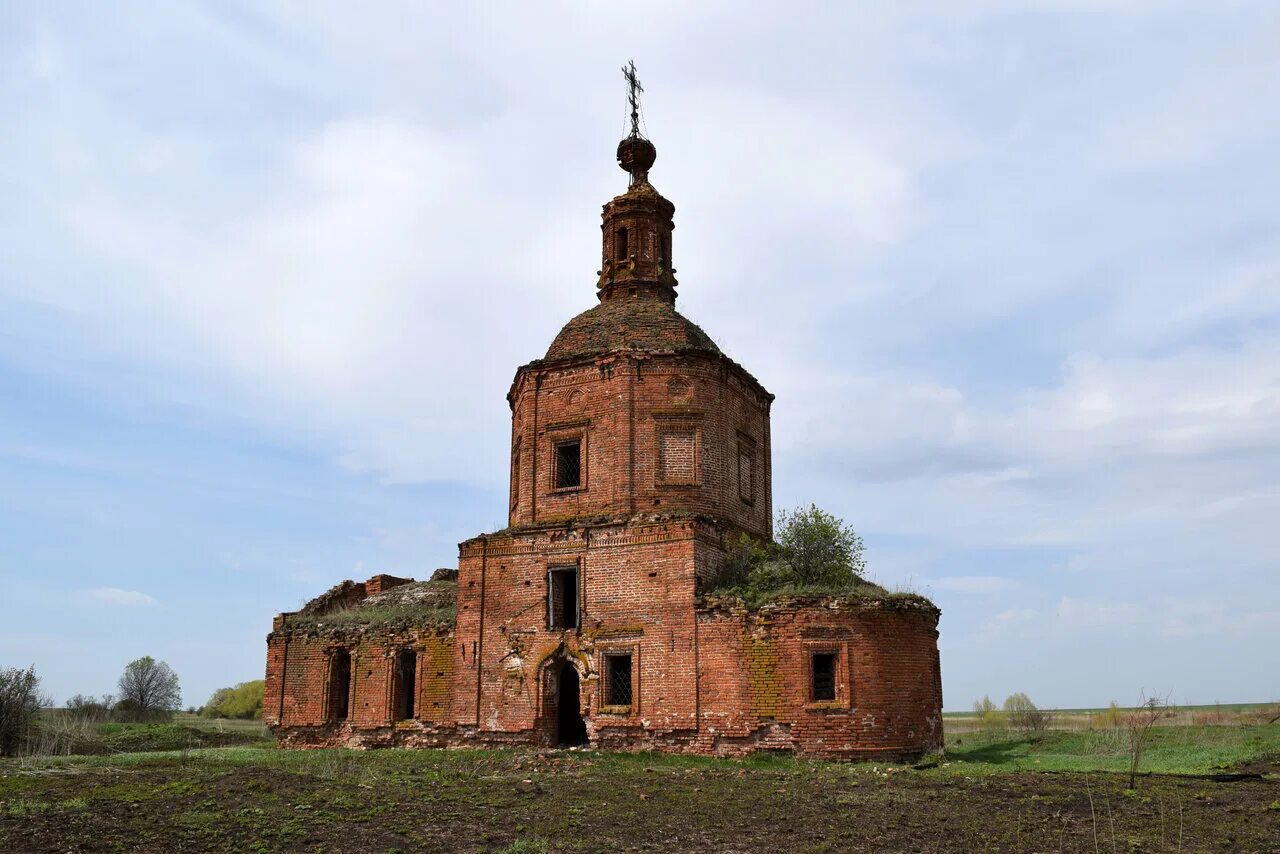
left=557, top=662, right=588, bottom=746
left=616, top=227, right=629, bottom=260
left=548, top=567, right=579, bottom=630
left=604, top=653, right=633, bottom=708
left=328, top=649, right=351, bottom=722
left=554, top=440, right=582, bottom=489
left=394, top=649, right=416, bottom=720
left=811, top=653, right=837, bottom=702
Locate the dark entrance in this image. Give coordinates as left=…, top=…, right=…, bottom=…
left=556, top=662, right=588, bottom=746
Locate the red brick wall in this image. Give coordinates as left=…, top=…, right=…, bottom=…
left=265, top=626, right=458, bottom=746
left=453, top=519, right=711, bottom=743
left=507, top=353, right=773, bottom=540
left=268, top=523, right=942, bottom=760
left=692, top=603, right=943, bottom=759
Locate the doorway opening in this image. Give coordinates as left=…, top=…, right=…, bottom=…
left=556, top=661, right=588, bottom=747
left=327, top=649, right=351, bottom=722
left=393, top=649, right=416, bottom=720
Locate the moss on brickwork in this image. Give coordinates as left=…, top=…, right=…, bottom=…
left=419, top=635, right=454, bottom=723
left=743, top=628, right=782, bottom=719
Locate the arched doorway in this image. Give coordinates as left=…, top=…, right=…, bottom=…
left=557, top=661, right=587, bottom=746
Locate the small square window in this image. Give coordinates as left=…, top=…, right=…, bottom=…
left=604, top=653, right=633, bottom=708
left=548, top=567, right=579, bottom=630
left=811, top=653, right=836, bottom=702
left=554, top=440, right=582, bottom=490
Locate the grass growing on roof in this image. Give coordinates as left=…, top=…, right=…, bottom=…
left=283, top=580, right=457, bottom=630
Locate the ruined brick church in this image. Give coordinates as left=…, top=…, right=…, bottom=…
left=265, top=93, right=944, bottom=759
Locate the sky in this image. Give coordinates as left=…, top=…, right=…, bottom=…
left=2, top=2, right=1277, bottom=712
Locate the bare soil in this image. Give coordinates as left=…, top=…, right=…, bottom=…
left=2, top=749, right=1277, bottom=853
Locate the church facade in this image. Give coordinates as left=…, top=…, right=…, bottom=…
left=264, top=118, right=944, bottom=760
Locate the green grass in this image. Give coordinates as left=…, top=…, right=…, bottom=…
left=941, top=724, right=1280, bottom=775
left=14, top=724, right=1277, bottom=780
left=943, top=701, right=1274, bottom=717
left=174, top=712, right=271, bottom=737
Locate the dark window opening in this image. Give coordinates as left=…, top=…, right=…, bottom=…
left=557, top=662, right=588, bottom=746
left=616, top=227, right=629, bottom=260
left=328, top=649, right=351, bottom=722
left=812, top=653, right=837, bottom=702
left=604, top=654, right=633, bottom=707
left=548, top=567, right=579, bottom=630
left=554, top=440, right=582, bottom=489
left=394, top=649, right=416, bottom=720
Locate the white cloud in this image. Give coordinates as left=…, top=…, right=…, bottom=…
left=934, top=576, right=1018, bottom=594
left=4, top=1, right=1279, bottom=705
left=84, top=588, right=157, bottom=607
left=978, top=595, right=1280, bottom=643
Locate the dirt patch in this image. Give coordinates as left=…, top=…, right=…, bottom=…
left=2, top=751, right=1278, bottom=852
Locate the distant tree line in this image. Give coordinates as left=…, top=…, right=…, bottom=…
left=1, top=656, right=184, bottom=756
left=200, top=681, right=264, bottom=720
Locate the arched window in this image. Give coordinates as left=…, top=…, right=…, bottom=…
left=616, top=227, right=629, bottom=260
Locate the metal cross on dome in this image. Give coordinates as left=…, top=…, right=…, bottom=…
left=623, top=60, right=644, bottom=138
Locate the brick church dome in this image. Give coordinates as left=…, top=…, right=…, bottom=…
left=545, top=297, right=720, bottom=362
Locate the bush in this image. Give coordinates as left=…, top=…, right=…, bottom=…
left=972, top=695, right=1006, bottom=729
left=201, top=680, right=264, bottom=720
left=0, top=665, right=50, bottom=755
left=1091, top=701, right=1124, bottom=730
left=65, top=694, right=115, bottom=721
left=1002, top=692, right=1051, bottom=731
left=711, top=504, right=873, bottom=598
left=775, top=505, right=867, bottom=585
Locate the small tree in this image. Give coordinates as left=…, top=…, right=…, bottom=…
left=1126, top=691, right=1169, bottom=789
left=0, top=665, right=51, bottom=756
left=775, top=504, right=867, bottom=586
left=972, top=694, right=1006, bottom=730
left=1002, top=692, right=1051, bottom=732
left=117, top=657, right=181, bottom=722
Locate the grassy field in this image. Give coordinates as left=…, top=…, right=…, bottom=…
left=944, top=724, right=1280, bottom=775
left=2, top=723, right=1278, bottom=852
left=943, top=701, right=1279, bottom=735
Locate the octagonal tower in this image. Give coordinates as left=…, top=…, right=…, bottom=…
left=506, top=132, right=774, bottom=541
